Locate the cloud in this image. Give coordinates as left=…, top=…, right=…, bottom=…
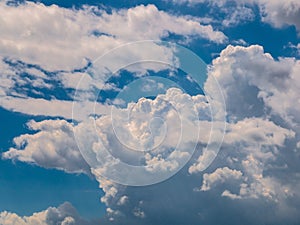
left=189, top=44, right=300, bottom=205
left=0, top=96, right=112, bottom=120
left=167, top=0, right=227, bottom=7
left=195, top=118, right=295, bottom=200
left=165, top=0, right=256, bottom=28
left=3, top=90, right=300, bottom=224
left=1, top=87, right=210, bottom=181
left=200, top=167, right=243, bottom=191
left=221, top=6, right=255, bottom=27
left=0, top=0, right=300, bottom=224
left=99, top=45, right=300, bottom=223
left=0, top=0, right=227, bottom=120
left=0, top=2, right=226, bottom=71
left=256, top=0, right=300, bottom=33
left=0, top=202, right=92, bottom=225
left=168, top=0, right=300, bottom=32
left=2, top=119, right=90, bottom=175
left=3, top=43, right=300, bottom=224
left=205, top=45, right=300, bottom=124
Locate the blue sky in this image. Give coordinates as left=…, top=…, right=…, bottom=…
left=0, top=0, right=300, bottom=224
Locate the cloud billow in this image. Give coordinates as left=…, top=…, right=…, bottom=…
left=0, top=1, right=300, bottom=225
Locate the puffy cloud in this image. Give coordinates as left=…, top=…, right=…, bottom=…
left=3, top=43, right=300, bottom=224
left=194, top=45, right=300, bottom=203
left=196, top=118, right=295, bottom=200
left=224, top=118, right=295, bottom=147
left=200, top=167, right=243, bottom=191
left=1, top=0, right=300, bottom=224
left=93, top=44, right=299, bottom=223
left=0, top=0, right=227, bottom=119
left=95, top=4, right=226, bottom=42
left=0, top=87, right=209, bottom=196
left=2, top=119, right=90, bottom=175
left=0, top=96, right=111, bottom=120
left=0, top=202, right=91, bottom=225
left=169, top=0, right=300, bottom=32
left=0, top=86, right=219, bottom=220
left=169, top=0, right=255, bottom=27
left=206, top=45, right=300, bottom=124
left=69, top=88, right=211, bottom=185
left=0, top=2, right=226, bottom=71
left=256, top=0, right=300, bottom=32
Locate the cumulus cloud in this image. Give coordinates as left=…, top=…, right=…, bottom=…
left=3, top=43, right=300, bottom=224
left=256, top=0, right=300, bottom=32
left=99, top=45, right=300, bottom=223
left=0, top=0, right=300, bottom=224
left=0, top=86, right=219, bottom=220
left=3, top=87, right=213, bottom=184
left=0, top=1, right=226, bottom=71
left=0, top=96, right=112, bottom=120
left=0, top=0, right=227, bottom=120
left=0, top=202, right=91, bottom=225
left=187, top=44, right=300, bottom=207
left=206, top=45, right=300, bottom=130
left=2, top=119, right=90, bottom=175
left=169, top=0, right=300, bottom=32
left=0, top=1, right=227, bottom=124
left=195, top=118, right=295, bottom=200
left=1, top=2, right=300, bottom=222
left=200, top=167, right=243, bottom=191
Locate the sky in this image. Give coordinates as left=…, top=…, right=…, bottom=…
left=0, top=0, right=300, bottom=224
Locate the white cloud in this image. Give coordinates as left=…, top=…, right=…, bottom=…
left=168, top=0, right=228, bottom=7
left=0, top=57, right=52, bottom=98
left=74, top=88, right=209, bottom=185
left=169, top=0, right=300, bottom=32
left=0, top=202, right=90, bottom=225
left=201, top=167, right=243, bottom=191
left=0, top=87, right=211, bottom=201
left=224, top=118, right=295, bottom=147
left=195, top=45, right=300, bottom=202
left=2, top=119, right=90, bottom=175
left=0, top=58, right=16, bottom=96
left=196, top=118, right=295, bottom=200
left=222, top=6, right=254, bottom=27
left=256, top=0, right=300, bottom=33
left=0, top=0, right=227, bottom=121
left=2, top=44, right=300, bottom=224
left=117, top=196, right=129, bottom=206
left=0, top=2, right=226, bottom=71
left=97, top=4, right=226, bottom=42
left=0, top=0, right=300, bottom=223
left=141, top=49, right=297, bottom=225
left=205, top=45, right=300, bottom=125
left=0, top=96, right=111, bottom=120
